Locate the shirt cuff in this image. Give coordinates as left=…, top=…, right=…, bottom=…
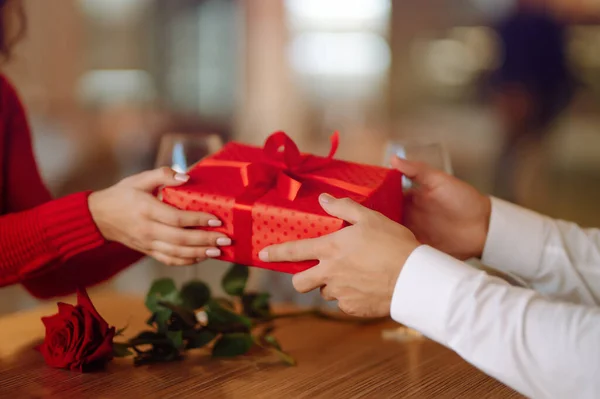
left=481, top=197, right=547, bottom=280
left=390, top=245, right=483, bottom=345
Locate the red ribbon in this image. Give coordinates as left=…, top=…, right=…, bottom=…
left=196, top=131, right=369, bottom=265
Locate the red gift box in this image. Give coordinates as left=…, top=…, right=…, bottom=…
left=162, top=132, right=403, bottom=274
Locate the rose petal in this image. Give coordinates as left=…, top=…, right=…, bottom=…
left=41, top=314, right=64, bottom=330
left=41, top=303, right=76, bottom=332
left=70, top=359, right=85, bottom=372
left=77, top=291, right=110, bottom=336
left=76, top=289, right=104, bottom=321
left=78, top=308, right=112, bottom=363
left=44, top=329, right=70, bottom=369
left=76, top=308, right=99, bottom=360
left=57, top=302, right=75, bottom=317
left=39, top=290, right=116, bottom=373
left=64, top=321, right=79, bottom=353
left=81, top=328, right=115, bottom=366
left=69, top=310, right=85, bottom=354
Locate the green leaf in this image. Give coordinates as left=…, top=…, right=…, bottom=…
left=113, top=342, right=133, bottom=357
left=222, top=264, right=249, bottom=296
left=115, top=324, right=128, bottom=337
left=154, top=308, right=173, bottom=333
left=132, top=331, right=163, bottom=340
left=180, top=281, right=211, bottom=310
left=253, top=334, right=296, bottom=366
left=212, top=333, right=254, bottom=358
left=260, top=325, right=275, bottom=336
left=157, top=301, right=197, bottom=328
left=270, top=347, right=296, bottom=366
left=242, top=292, right=271, bottom=318
left=129, top=331, right=170, bottom=346
left=185, top=329, right=217, bottom=349
left=145, top=278, right=179, bottom=312
left=205, top=300, right=252, bottom=332
left=166, top=330, right=184, bottom=350
left=263, top=335, right=282, bottom=351
left=213, top=297, right=235, bottom=310
left=146, top=314, right=156, bottom=326
left=133, top=346, right=183, bottom=366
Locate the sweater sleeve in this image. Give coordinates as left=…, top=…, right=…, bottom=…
left=21, top=242, right=144, bottom=299
left=0, top=75, right=143, bottom=297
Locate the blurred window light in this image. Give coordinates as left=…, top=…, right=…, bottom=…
left=450, top=27, right=500, bottom=71
left=568, top=26, right=600, bottom=89
left=78, top=69, right=156, bottom=106
left=570, top=26, right=600, bottom=68
left=588, top=0, right=600, bottom=13
left=79, top=0, right=150, bottom=24
left=421, top=39, right=478, bottom=87
left=470, top=0, right=516, bottom=19
left=197, top=0, right=238, bottom=119
left=289, top=32, right=390, bottom=77
left=285, top=0, right=390, bottom=30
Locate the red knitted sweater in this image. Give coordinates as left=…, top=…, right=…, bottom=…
left=0, top=75, right=142, bottom=299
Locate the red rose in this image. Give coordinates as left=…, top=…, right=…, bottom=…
left=38, top=289, right=115, bottom=372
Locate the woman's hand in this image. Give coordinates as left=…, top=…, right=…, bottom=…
left=392, top=157, right=492, bottom=260
left=259, top=194, right=420, bottom=318
left=88, top=167, right=230, bottom=266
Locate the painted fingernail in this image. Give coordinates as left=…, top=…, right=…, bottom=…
left=259, top=250, right=269, bottom=262
left=208, top=219, right=222, bottom=227
left=206, top=248, right=221, bottom=258
left=319, top=193, right=334, bottom=204
left=175, top=173, right=190, bottom=182
left=216, top=237, right=232, bottom=246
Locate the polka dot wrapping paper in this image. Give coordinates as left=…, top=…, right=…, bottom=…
left=162, top=132, right=403, bottom=274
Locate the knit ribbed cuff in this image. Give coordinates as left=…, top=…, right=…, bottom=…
left=38, top=191, right=106, bottom=260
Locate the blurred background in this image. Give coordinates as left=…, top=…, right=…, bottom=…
left=2, top=0, right=600, bottom=313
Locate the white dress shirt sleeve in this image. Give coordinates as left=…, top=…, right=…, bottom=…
left=391, top=246, right=600, bottom=399
left=482, top=197, right=600, bottom=306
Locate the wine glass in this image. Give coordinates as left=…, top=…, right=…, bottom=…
left=383, top=140, right=454, bottom=189
left=382, top=140, right=454, bottom=338
left=155, top=132, right=223, bottom=172
left=154, top=132, right=223, bottom=281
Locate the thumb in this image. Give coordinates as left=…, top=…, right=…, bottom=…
left=391, top=156, right=435, bottom=187
left=125, top=167, right=190, bottom=192
left=318, top=194, right=370, bottom=225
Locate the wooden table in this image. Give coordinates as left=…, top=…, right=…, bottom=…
left=0, top=293, right=521, bottom=398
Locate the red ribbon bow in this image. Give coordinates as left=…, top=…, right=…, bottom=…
left=194, top=131, right=368, bottom=265
left=255, top=131, right=340, bottom=201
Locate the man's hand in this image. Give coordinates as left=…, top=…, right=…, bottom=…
left=259, top=194, right=420, bottom=318
left=392, top=157, right=492, bottom=260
